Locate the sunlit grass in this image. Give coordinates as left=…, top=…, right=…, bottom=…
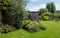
left=0, top=21, right=60, bottom=38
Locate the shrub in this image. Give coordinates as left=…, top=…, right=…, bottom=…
left=1, top=25, right=16, bottom=33
left=23, top=21, right=40, bottom=32
left=22, top=20, right=31, bottom=29
left=43, top=15, right=49, bottom=20
left=23, top=20, right=31, bottom=25
left=22, top=21, right=47, bottom=32
left=54, top=14, right=60, bottom=21
left=0, top=28, right=2, bottom=33
left=41, top=12, right=51, bottom=20
left=39, top=24, right=47, bottom=31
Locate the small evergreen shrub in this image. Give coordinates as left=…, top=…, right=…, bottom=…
left=22, top=21, right=39, bottom=32
left=25, top=22, right=40, bottom=32
left=22, top=21, right=47, bottom=32
left=39, top=24, right=47, bottom=31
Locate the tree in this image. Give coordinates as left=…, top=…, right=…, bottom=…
left=10, top=0, right=28, bottom=29
left=51, top=2, right=56, bottom=13
left=0, top=0, right=12, bottom=25
left=0, top=0, right=27, bottom=29
left=46, top=3, right=51, bottom=12
left=23, top=11, right=29, bottom=20
left=46, top=2, right=56, bottom=13
left=56, top=10, right=60, bottom=14
left=39, top=8, right=48, bottom=15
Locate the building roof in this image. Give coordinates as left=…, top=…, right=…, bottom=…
left=27, top=11, right=39, bottom=13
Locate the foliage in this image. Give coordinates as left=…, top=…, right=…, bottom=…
left=51, top=2, right=56, bottom=13
left=41, top=12, right=51, bottom=20
left=22, top=20, right=31, bottom=30
left=0, top=0, right=12, bottom=25
left=22, top=21, right=47, bottom=32
left=23, top=11, right=29, bottom=20
left=1, top=25, right=15, bottom=33
left=39, top=8, right=48, bottom=15
left=56, top=10, right=60, bottom=14
left=0, top=0, right=28, bottom=29
left=46, top=2, right=56, bottom=13
left=38, top=2, right=58, bottom=21
left=9, top=0, right=27, bottom=29
left=46, top=3, right=51, bottom=12
left=58, top=14, right=60, bottom=19
left=0, top=28, right=2, bottom=33
left=43, top=16, right=49, bottom=20
left=24, top=21, right=40, bottom=32
left=53, top=14, right=60, bottom=21
left=23, top=20, right=31, bottom=25
left=0, top=21, right=60, bottom=38
left=39, top=24, right=47, bottom=31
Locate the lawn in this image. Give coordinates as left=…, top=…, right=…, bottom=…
left=0, top=21, right=60, bottom=38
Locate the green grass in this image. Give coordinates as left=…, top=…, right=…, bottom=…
left=0, top=21, right=60, bottom=38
